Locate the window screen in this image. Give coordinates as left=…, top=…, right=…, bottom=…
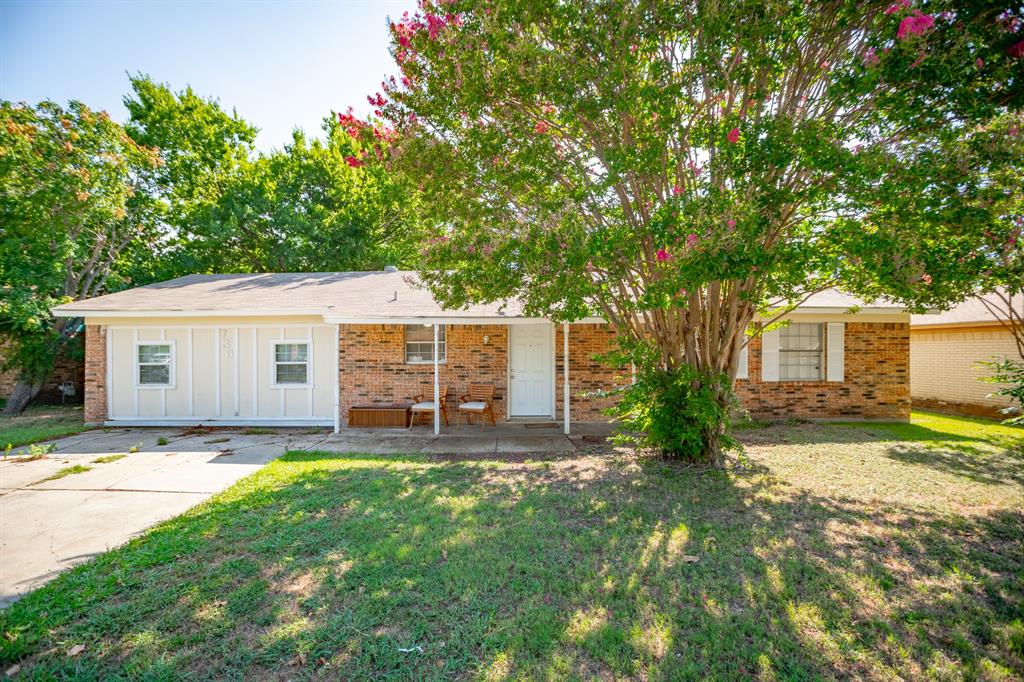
left=779, top=323, right=823, bottom=381
left=274, top=342, right=309, bottom=385
left=137, top=343, right=173, bottom=386
left=405, top=324, right=446, bottom=363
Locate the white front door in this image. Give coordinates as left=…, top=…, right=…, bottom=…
left=509, top=324, right=553, bottom=416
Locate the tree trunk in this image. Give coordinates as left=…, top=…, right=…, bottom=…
left=1, top=375, right=47, bottom=416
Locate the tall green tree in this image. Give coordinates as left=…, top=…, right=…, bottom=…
left=362, top=0, right=1023, bottom=464
left=182, top=117, right=423, bottom=272
left=121, top=74, right=258, bottom=282
left=124, top=77, right=422, bottom=275
left=0, top=100, right=160, bottom=414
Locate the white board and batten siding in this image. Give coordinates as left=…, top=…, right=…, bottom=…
left=106, top=322, right=336, bottom=425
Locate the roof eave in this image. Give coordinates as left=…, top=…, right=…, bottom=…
left=51, top=307, right=331, bottom=318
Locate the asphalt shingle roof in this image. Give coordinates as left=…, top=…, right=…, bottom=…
left=52, top=271, right=913, bottom=319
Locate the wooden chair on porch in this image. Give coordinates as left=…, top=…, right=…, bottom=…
left=456, top=383, right=497, bottom=430
left=410, top=383, right=449, bottom=428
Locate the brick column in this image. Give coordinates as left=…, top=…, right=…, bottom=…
left=83, top=324, right=107, bottom=424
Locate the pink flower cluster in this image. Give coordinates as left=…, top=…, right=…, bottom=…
left=863, top=47, right=880, bottom=67
left=345, top=155, right=364, bottom=168
left=896, top=10, right=936, bottom=40
left=338, top=108, right=365, bottom=137
left=727, top=127, right=741, bottom=143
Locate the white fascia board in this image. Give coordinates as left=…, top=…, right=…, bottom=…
left=758, top=307, right=912, bottom=317
left=323, top=315, right=607, bottom=325
left=51, top=308, right=329, bottom=318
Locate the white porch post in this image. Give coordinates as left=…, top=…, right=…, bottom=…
left=433, top=323, right=440, bottom=435
left=333, top=324, right=341, bottom=433
left=562, top=321, right=570, bottom=435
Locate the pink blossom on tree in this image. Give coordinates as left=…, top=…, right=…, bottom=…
left=896, top=11, right=936, bottom=40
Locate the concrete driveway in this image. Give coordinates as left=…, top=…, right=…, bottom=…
left=0, top=422, right=608, bottom=606
left=0, top=427, right=333, bottom=606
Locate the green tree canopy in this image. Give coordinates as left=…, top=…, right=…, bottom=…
left=123, top=77, right=423, bottom=276
left=361, top=0, right=1023, bottom=463
left=0, top=100, right=160, bottom=414
left=178, top=117, right=424, bottom=273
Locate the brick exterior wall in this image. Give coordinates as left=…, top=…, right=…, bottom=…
left=556, top=323, right=631, bottom=422
left=910, top=325, right=1019, bottom=419
left=338, top=324, right=509, bottom=426
left=336, top=323, right=632, bottom=426
left=736, top=322, right=910, bottom=420
left=83, top=325, right=107, bottom=423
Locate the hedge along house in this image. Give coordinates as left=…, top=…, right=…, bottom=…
left=51, top=270, right=914, bottom=434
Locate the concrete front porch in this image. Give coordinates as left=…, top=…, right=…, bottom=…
left=320, top=420, right=616, bottom=455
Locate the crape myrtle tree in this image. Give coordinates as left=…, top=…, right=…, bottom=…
left=353, top=0, right=1024, bottom=464
left=0, top=100, right=160, bottom=414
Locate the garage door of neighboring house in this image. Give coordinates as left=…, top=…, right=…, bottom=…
left=105, top=324, right=336, bottom=425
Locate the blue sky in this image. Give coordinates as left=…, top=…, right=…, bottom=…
left=0, top=0, right=416, bottom=151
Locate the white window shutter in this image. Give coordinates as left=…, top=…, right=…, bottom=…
left=736, top=342, right=749, bottom=379
left=827, top=322, right=845, bottom=382
left=761, top=329, right=780, bottom=382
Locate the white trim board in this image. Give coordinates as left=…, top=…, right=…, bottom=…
left=104, top=418, right=333, bottom=427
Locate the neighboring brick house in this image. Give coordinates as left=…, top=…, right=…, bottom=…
left=0, top=339, right=85, bottom=405
left=52, top=271, right=913, bottom=430
left=910, top=293, right=1022, bottom=419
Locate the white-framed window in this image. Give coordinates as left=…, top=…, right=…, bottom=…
left=779, top=323, right=823, bottom=381
left=273, top=341, right=310, bottom=386
left=136, top=342, right=174, bottom=388
left=405, top=324, right=446, bottom=364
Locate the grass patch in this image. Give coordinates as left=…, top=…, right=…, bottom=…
left=0, top=405, right=88, bottom=450
left=34, top=464, right=92, bottom=483
left=91, top=454, right=127, bottom=464
left=241, top=428, right=275, bottom=435
left=1, top=414, right=1021, bottom=679
left=204, top=437, right=230, bottom=444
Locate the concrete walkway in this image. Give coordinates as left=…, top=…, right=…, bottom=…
left=0, top=422, right=610, bottom=605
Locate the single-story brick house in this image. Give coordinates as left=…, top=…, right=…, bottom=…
left=52, top=270, right=913, bottom=433
left=910, top=292, right=1022, bottom=419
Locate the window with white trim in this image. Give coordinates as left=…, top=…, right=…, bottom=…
left=405, top=324, right=446, bottom=363
left=273, top=342, right=309, bottom=385
left=779, top=323, right=823, bottom=381
left=137, top=343, right=173, bottom=386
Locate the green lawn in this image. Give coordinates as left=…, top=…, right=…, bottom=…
left=1, top=412, right=1022, bottom=680
left=0, top=404, right=89, bottom=451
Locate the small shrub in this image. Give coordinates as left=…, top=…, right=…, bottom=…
left=608, top=365, right=739, bottom=465
left=128, top=443, right=141, bottom=453
left=979, top=359, right=1024, bottom=425
left=18, top=442, right=56, bottom=461
left=156, top=437, right=168, bottom=446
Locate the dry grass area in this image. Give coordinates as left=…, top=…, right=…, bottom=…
left=1, top=411, right=1021, bottom=680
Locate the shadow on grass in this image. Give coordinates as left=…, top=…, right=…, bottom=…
left=738, top=418, right=1024, bottom=489
left=1, top=451, right=1021, bottom=680
left=884, top=440, right=1024, bottom=487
